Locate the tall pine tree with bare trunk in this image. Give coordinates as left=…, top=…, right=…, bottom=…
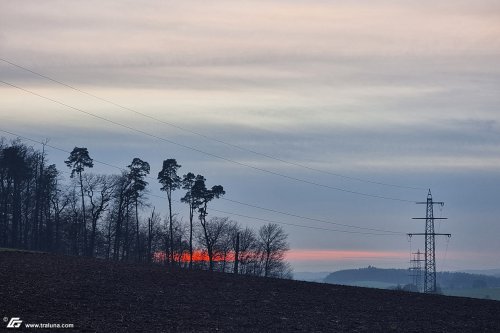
left=128, top=158, right=150, bottom=261
left=65, top=147, right=93, bottom=256
left=181, top=172, right=202, bottom=269
left=194, top=178, right=225, bottom=271
left=158, top=159, right=181, bottom=265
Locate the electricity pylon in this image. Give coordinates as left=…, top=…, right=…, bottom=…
left=409, top=249, right=424, bottom=292
left=408, top=189, right=450, bottom=293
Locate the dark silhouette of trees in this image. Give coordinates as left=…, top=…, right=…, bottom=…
left=65, top=147, right=93, bottom=256
left=0, top=139, right=67, bottom=253
left=158, top=159, right=181, bottom=265
left=0, top=137, right=293, bottom=279
left=2, top=143, right=31, bottom=247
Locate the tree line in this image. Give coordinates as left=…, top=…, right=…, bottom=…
left=0, top=138, right=292, bottom=278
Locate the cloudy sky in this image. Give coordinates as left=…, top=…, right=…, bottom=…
left=1, top=0, right=499, bottom=272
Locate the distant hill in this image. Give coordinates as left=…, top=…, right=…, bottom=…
left=293, top=271, right=330, bottom=282
left=324, top=266, right=500, bottom=290
left=324, top=266, right=408, bottom=288
left=462, top=269, right=500, bottom=277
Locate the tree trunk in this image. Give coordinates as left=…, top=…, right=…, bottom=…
left=189, top=201, right=193, bottom=269
left=78, top=171, right=88, bottom=256
left=90, top=214, right=97, bottom=257
left=11, top=179, right=21, bottom=248
left=106, top=213, right=113, bottom=260
left=72, top=212, right=79, bottom=256
left=122, top=198, right=130, bottom=261
left=168, top=191, right=173, bottom=266
left=45, top=197, right=52, bottom=252
left=147, top=211, right=153, bottom=263
left=113, top=194, right=124, bottom=261
left=234, top=232, right=240, bottom=274
left=135, top=200, right=140, bottom=262
left=54, top=206, right=60, bottom=253
left=23, top=178, right=31, bottom=248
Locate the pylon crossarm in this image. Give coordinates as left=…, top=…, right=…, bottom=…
left=416, top=201, right=444, bottom=205
left=407, top=233, right=451, bottom=237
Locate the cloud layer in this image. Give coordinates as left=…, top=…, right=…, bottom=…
left=1, top=0, right=499, bottom=271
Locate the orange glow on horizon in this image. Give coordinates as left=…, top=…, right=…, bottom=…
left=285, top=249, right=408, bottom=261
left=153, top=249, right=408, bottom=263
left=153, top=251, right=235, bottom=263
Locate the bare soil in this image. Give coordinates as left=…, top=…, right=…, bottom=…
left=1, top=251, right=499, bottom=332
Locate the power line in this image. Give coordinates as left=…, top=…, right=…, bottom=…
left=208, top=208, right=401, bottom=236
left=0, top=128, right=125, bottom=173
left=0, top=58, right=425, bottom=191
left=220, top=197, right=404, bottom=235
left=0, top=79, right=418, bottom=203
left=0, top=128, right=406, bottom=236
left=160, top=195, right=400, bottom=236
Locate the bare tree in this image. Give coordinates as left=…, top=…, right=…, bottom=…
left=146, top=207, right=158, bottom=262
left=51, top=182, right=70, bottom=253
left=218, top=219, right=238, bottom=272
left=257, top=223, right=291, bottom=278
left=84, top=174, right=114, bottom=257
left=170, top=217, right=189, bottom=266
left=236, top=226, right=259, bottom=275
left=196, top=216, right=230, bottom=270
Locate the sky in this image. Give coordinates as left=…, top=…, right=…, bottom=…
left=1, top=0, right=499, bottom=272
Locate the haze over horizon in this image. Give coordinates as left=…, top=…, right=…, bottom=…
left=1, top=0, right=499, bottom=272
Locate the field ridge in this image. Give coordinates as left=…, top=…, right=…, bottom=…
left=1, top=251, right=499, bottom=332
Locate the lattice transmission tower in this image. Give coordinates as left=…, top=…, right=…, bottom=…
left=408, top=189, right=451, bottom=293
left=409, top=249, right=424, bottom=292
